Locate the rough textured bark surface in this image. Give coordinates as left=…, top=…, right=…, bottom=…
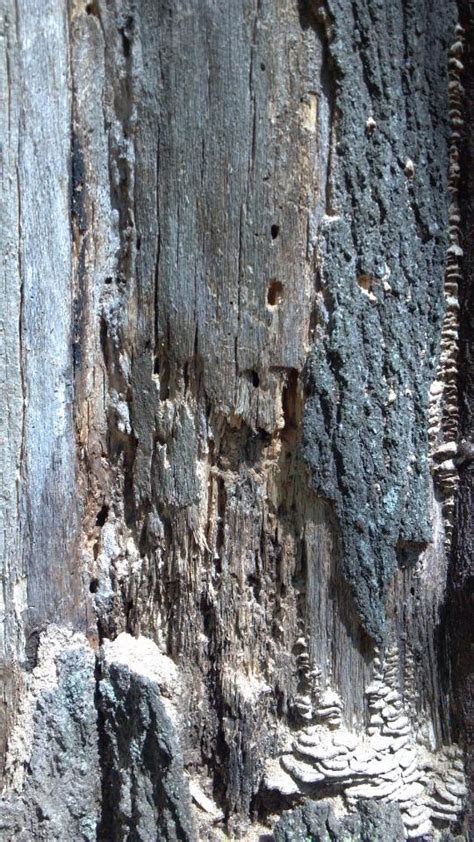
left=443, top=0, right=474, bottom=835
left=0, top=0, right=472, bottom=839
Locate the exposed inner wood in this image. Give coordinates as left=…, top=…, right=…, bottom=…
left=0, top=0, right=471, bottom=839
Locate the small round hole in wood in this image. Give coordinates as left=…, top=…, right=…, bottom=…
left=267, top=279, right=284, bottom=306
left=250, top=370, right=260, bottom=387
left=243, top=369, right=260, bottom=388
left=95, top=504, right=109, bottom=527
left=357, top=274, right=373, bottom=292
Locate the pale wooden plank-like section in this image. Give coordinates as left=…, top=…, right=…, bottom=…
left=0, top=0, right=22, bottom=769
left=0, top=0, right=85, bottom=780
left=17, top=0, right=82, bottom=632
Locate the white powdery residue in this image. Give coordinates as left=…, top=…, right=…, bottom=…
left=266, top=641, right=467, bottom=838
left=222, top=665, right=272, bottom=703
left=188, top=779, right=225, bottom=821
left=100, top=520, right=122, bottom=562
left=4, top=625, right=92, bottom=792
left=12, top=576, right=27, bottom=624
left=53, top=377, right=69, bottom=438
left=101, top=632, right=180, bottom=702
left=125, top=536, right=142, bottom=576
left=108, top=389, right=132, bottom=435
left=195, top=442, right=212, bottom=552
left=428, top=24, right=465, bottom=552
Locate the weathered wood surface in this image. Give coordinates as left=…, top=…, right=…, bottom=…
left=0, top=0, right=83, bottom=777
left=444, top=0, right=474, bottom=830
left=0, top=0, right=472, bottom=839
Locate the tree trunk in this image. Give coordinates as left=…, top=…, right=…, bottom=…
left=0, top=0, right=471, bottom=839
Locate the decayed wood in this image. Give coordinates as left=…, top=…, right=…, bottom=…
left=0, top=0, right=22, bottom=770
left=444, top=0, right=474, bottom=833
left=0, top=0, right=472, bottom=839
left=0, top=0, right=83, bottom=778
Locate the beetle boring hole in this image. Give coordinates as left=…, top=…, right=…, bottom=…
left=89, top=578, right=100, bottom=594
left=267, top=279, right=284, bottom=306
left=96, top=504, right=109, bottom=527
left=243, top=369, right=260, bottom=388
left=85, top=1, right=99, bottom=16
left=357, top=274, right=373, bottom=291
left=271, top=224, right=280, bottom=239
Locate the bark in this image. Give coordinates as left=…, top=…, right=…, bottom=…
left=0, top=0, right=471, bottom=839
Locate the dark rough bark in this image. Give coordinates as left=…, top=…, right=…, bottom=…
left=97, top=640, right=195, bottom=841
left=303, top=0, right=453, bottom=642
left=273, top=798, right=405, bottom=841
left=0, top=0, right=472, bottom=839
left=443, top=0, right=474, bottom=835
left=0, top=629, right=99, bottom=841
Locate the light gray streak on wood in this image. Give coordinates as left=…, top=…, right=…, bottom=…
left=17, top=0, right=82, bottom=631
